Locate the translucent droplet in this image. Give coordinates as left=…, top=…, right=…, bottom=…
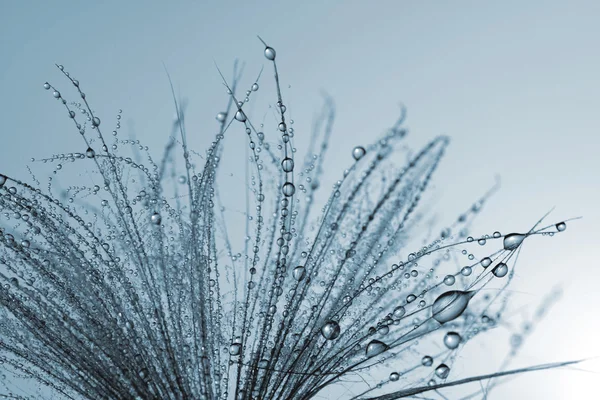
left=150, top=213, right=162, bottom=225
left=492, top=262, right=508, bottom=277
left=461, top=266, right=472, bottom=276
left=251, top=83, right=259, bottom=91
left=264, top=46, right=276, bottom=60
left=352, top=146, right=366, bottom=161
left=229, top=343, right=241, bottom=356
left=443, top=331, right=461, bottom=349
left=282, top=182, right=295, bottom=197
left=216, top=112, right=227, bottom=122
left=92, top=117, right=101, bottom=127
left=0, top=175, right=6, bottom=188
left=503, top=233, right=526, bottom=250
left=443, top=275, right=455, bottom=286
left=435, top=363, right=450, bottom=379
left=278, top=122, right=286, bottom=132
left=43, top=82, right=50, bottom=90
left=321, top=321, right=341, bottom=340
left=365, top=340, right=387, bottom=358
left=281, top=157, right=294, bottom=172
left=86, top=147, right=95, bottom=158
left=556, top=222, right=567, bottom=232
left=389, top=372, right=400, bottom=381
left=421, top=355, right=433, bottom=366
left=52, top=90, right=60, bottom=98
left=393, top=306, right=406, bottom=318
left=432, top=290, right=473, bottom=324
left=235, top=110, right=247, bottom=122
left=293, top=266, right=305, bottom=281
left=480, top=257, right=492, bottom=268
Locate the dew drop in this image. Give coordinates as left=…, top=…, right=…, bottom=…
left=460, top=266, right=472, bottom=276
left=235, top=110, right=247, bottom=122
left=443, top=331, right=461, bottom=349
left=282, top=182, right=295, bottom=197
left=365, top=340, right=387, bottom=358
left=503, top=233, right=526, bottom=251
left=389, top=372, right=400, bottom=381
left=352, top=146, right=366, bottom=161
left=229, top=343, right=241, bottom=356
left=150, top=213, right=162, bottom=225
left=556, top=222, right=567, bottom=232
left=264, top=46, right=276, bottom=60
left=435, top=363, right=450, bottom=379
left=443, top=275, right=455, bottom=286
left=293, top=266, right=305, bottom=281
left=216, top=112, right=227, bottom=122
left=321, top=321, right=341, bottom=340
left=281, top=157, right=294, bottom=172
left=393, top=306, right=406, bottom=318
left=492, top=262, right=508, bottom=278
left=86, top=147, right=95, bottom=158
left=251, top=83, right=259, bottom=91
left=432, top=290, right=473, bottom=324
left=52, top=91, right=61, bottom=98
left=480, top=257, right=492, bottom=268
left=43, top=82, right=50, bottom=90
left=92, top=117, right=101, bottom=127
left=421, top=355, right=433, bottom=366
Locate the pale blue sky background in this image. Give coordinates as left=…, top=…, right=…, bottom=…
left=1, top=1, right=599, bottom=398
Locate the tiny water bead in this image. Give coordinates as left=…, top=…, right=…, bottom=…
left=321, top=321, right=341, bottom=340
left=43, top=82, right=51, bottom=90
left=264, top=46, right=276, bottom=60
left=393, top=305, right=406, bottom=318
left=389, top=372, right=400, bottom=381
left=492, top=262, right=508, bottom=278
left=365, top=340, right=387, bottom=358
left=443, top=275, right=455, bottom=286
left=92, top=117, right=101, bottom=127
left=234, top=110, right=247, bottom=122
left=421, top=355, right=433, bottom=366
left=435, top=363, right=450, bottom=379
left=85, top=147, right=95, bottom=158
left=503, top=233, right=526, bottom=251
left=229, top=343, right=241, bottom=356
left=556, top=221, right=567, bottom=232
left=251, top=83, right=259, bottom=91
left=443, top=331, right=461, bottom=349
left=432, top=290, right=473, bottom=324
left=352, top=146, right=366, bottom=161
left=480, top=257, right=492, bottom=268
left=216, top=112, right=227, bottom=122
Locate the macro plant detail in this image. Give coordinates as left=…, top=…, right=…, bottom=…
left=0, top=39, right=577, bottom=399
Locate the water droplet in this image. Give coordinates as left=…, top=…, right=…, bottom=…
left=0, top=175, right=6, bottom=188
left=282, top=182, right=295, bottom=197
left=85, top=147, right=95, bottom=158
left=421, top=355, right=433, bottom=366
left=293, top=266, right=305, bottom=281
left=432, top=290, right=473, bottom=324
left=443, top=331, right=461, bottom=349
left=556, top=222, right=567, bottom=232
left=151, top=213, right=162, bottom=225
left=278, top=122, right=286, bottom=132
left=365, top=340, right=387, bottom=358
left=443, top=275, right=455, bottom=286
left=493, top=231, right=501, bottom=238
left=235, top=110, right=247, bottom=122
left=492, top=262, right=508, bottom=277
left=461, top=266, right=472, bottom=276
left=352, top=146, right=366, bottom=161
left=435, top=363, right=450, bottom=379
left=393, top=306, right=406, bottom=318
left=503, top=233, right=526, bottom=250
left=321, top=321, right=341, bottom=340
left=264, top=46, right=276, bottom=60
left=53, top=90, right=61, bottom=98
left=480, top=257, right=492, bottom=268
left=229, top=343, right=241, bottom=356
left=43, top=82, right=50, bottom=90
left=92, top=117, right=101, bottom=127
left=389, top=372, right=400, bottom=381
left=281, top=157, right=294, bottom=172
left=216, top=112, right=227, bottom=122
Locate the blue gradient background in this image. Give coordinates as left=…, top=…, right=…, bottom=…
left=1, top=1, right=599, bottom=398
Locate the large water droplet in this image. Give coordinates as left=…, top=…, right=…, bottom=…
left=282, top=182, right=295, bottom=197
left=281, top=157, right=294, bottom=172
left=480, top=257, right=492, bottom=268
left=432, top=290, right=473, bottom=324
left=421, top=355, right=433, bottom=366
left=86, top=147, right=95, bottom=158
left=352, top=146, right=366, bottom=161
left=321, top=321, right=341, bottom=340
left=443, top=275, right=455, bottom=286
left=435, top=363, right=450, bottom=379
left=492, top=262, right=508, bottom=277
left=443, top=331, right=461, bottom=349
left=229, top=343, right=241, bottom=356
left=92, top=117, right=101, bottom=127
left=264, top=46, right=276, bottom=60
left=150, top=213, right=162, bottom=225
left=293, top=266, right=305, bottom=281
left=216, top=112, right=227, bottom=122
left=389, top=372, right=400, bottom=381
left=365, top=340, right=387, bottom=358
left=235, top=110, right=247, bottom=122
left=556, top=222, right=567, bottom=232
left=503, top=233, right=526, bottom=250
